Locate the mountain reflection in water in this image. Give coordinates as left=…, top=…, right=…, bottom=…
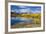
left=11, top=17, right=33, bottom=25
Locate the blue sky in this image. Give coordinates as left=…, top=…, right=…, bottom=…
left=11, top=5, right=41, bottom=13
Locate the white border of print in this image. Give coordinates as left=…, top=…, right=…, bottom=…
left=8, top=2, right=43, bottom=32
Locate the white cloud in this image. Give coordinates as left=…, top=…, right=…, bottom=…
left=36, top=8, right=40, bottom=9
left=11, top=8, right=31, bottom=13
left=11, top=9, right=20, bottom=13
left=19, top=8, right=31, bottom=13
left=31, top=10, right=41, bottom=14
left=11, top=10, right=15, bottom=12
left=11, top=8, right=41, bottom=14
left=18, top=6, right=27, bottom=8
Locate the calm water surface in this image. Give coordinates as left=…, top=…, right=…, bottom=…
left=11, top=17, right=33, bottom=25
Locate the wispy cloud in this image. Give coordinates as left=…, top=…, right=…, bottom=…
left=11, top=5, right=41, bottom=14
left=19, top=8, right=31, bottom=13
left=18, top=6, right=27, bottom=8
left=31, top=10, right=41, bottom=13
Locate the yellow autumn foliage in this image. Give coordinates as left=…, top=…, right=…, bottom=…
left=18, top=14, right=41, bottom=18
